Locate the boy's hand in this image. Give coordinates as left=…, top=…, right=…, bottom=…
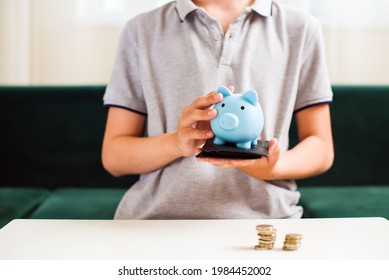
left=196, top=138, right=281, bottom=180
left=174, top=91, right=223, bottom=157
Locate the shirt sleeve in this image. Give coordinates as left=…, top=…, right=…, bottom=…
left=294, top=19, right=333, bottom=113
left=103, top=19, right=147, bottom=115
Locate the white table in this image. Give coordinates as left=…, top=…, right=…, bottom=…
left=0, top=218, right=388, bottom=260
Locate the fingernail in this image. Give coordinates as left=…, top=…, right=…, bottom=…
left=214, top=93, right=222, bottom=100
left=206, top=131, right=214, bottom=137
left=271, top=138, right=278, bottom=150
left=208, top=109, right=215, bottom=116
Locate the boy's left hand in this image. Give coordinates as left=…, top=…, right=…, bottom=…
left=196, top=138, right=280, bottom=178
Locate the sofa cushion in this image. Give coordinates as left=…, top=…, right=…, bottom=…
left=30, top=188, right=127, bottom=219
left=299, top=186, right=389, bottom=219
left=0, top=187, right=49, bottom=228
left=291, top=86, right=389, bottom=187
left=0, top=86, right=137, bottom=188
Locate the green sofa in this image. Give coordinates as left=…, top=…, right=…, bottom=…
left=1, top=85, right=388, bottom=228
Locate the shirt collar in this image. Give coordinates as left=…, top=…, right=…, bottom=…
left=175, top=0, right=199, bottom=22
left=251, top=0, right=273, bottom=17
left=175, top=0, right=273, bottom=22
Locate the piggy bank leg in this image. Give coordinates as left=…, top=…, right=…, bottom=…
left=213, top=137, right=226, bottom=145
left=251, top=139, right=258, bottom=147
left=236, top=141, right=251, bottom=150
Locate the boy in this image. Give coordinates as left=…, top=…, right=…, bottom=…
left=102, top=0, right=334, bottom=219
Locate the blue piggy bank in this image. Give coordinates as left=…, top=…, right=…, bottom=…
left=210, top=86, right=264, bottom=149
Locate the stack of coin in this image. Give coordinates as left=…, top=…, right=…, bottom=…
left=254, top=224, right=277, bottom=250
left=282, top=233, right=303, bottom=251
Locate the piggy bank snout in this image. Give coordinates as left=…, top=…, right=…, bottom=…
left=218, top=113, right=239, bottom=130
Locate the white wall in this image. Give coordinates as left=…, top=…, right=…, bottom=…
left=0, top=0, right=388, bottom=85
left=29, top=0, right=121, bottom=85
left=292, top=0, right=389, bottom=84
left=0, top=0, right=31, bottom=84
left=324, top=28, right=389, bottom=84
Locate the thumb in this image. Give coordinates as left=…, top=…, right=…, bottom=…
left=267, top=138, right=280, bottom=165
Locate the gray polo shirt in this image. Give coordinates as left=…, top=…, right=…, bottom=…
left=104, top=0, right=333, bottom=219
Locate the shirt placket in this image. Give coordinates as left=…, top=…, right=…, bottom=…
left=217, top=12, right=248, bottom=85
left=197, top=9, right=250, bottom=85
left=218, top=20, right=241, bottom=68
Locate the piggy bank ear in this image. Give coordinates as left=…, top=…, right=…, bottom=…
left=217, top=86, right=232, bottom=97
left=242, top=90, right=258, bottom=105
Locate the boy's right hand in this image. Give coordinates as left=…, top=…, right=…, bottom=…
left=174, top=91, right=223, bottom=158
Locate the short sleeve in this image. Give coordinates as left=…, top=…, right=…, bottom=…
left=294, top=19, right=333, bottom=112
left=103, top=19, right=147, bottom=115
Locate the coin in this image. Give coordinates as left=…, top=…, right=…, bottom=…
left=254, top=245, right=273, bottom=250
left=255, top=224, right=277, bottom=250
left=258, top=235, right=276, bottom=241
left=282, top=233, right=303, bottom=251
left=282, top=246, right=298, bottom=251
left=256, top=224, right=274, bottom=231
left=285, top=234, right=302, bottom=240
left=258, top=239, right=275, bottom=244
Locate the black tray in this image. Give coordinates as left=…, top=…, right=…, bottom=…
left=196, top=138, right=269, bottom=160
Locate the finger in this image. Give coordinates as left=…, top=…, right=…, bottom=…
left=190, top=91, right=223, bottom=110
left=196, top=120, right=212, bottom=131
left=207, top=158, right=235, bottom=168
left=199, top=158, right=238, bottom=168
left=195, top=147, right=203, bottom=155
left=228, top=85, right=235, bottom=93
left=229, top=159, right=257, bottom=167
left=180, top=127, right=214, bottom=141
left=196, top=157, right=209, bottom=163
left=180, top=108, right=217, bottom=128
left=267, top=138, right=280, bottom=165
